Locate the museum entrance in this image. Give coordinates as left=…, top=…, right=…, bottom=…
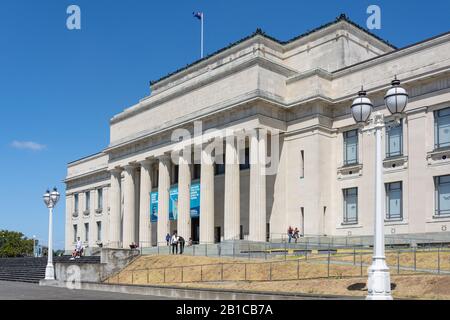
left=191, top=217, right=200, bottom=243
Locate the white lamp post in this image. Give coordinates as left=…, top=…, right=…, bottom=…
left=43, top=187, right=60, bottom=280
left=350, top=78, right=408, bottom=300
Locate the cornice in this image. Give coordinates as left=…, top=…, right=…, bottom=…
left=67, top=152, right=107, bottom=167
left=284, top=123, right=337, bottom=139
left=286, top=68, right=333, bottom=84
left=64, top=167, right=109, bottom=184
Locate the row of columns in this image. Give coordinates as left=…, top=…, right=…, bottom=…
left=108, top=129, right=268, bottom=248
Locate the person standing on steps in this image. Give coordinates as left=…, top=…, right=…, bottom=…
left=178, top=236, right=185, bottom=254
left=287, top=226, right=293, bottom=243
left=165, top=233, right=171, bottom=246
left=171, top=231, right=179, bottom=255
left=294, top=227, right=300, bottom=243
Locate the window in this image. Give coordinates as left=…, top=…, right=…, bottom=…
left=96, top=221, right=102, bottom=241
left=73, top=225, right=77, bottom=242
left=85, top=192, right=90, bottom=211
left=97, top=189, right=103, bottom=210
left=386, top=182, right=402, bottom=220
left=239, top=148, right=250, bottom=170
left=435, top=175, right=450, bottom=216
left=74, top=194, right=79, bottom=213
left=386, top=120, right=403, bottom=158
left=343, top=188, right=358, bottom=224
left=344, top=130, right=358, bottom=165
left=84, top=223, right=89, bottom=242
left=435, top=107, right=450, bottom=149
left=300, top=150, right=305, bottom=179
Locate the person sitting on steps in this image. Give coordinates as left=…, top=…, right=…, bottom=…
left=70, top=237, right=83, bottom=260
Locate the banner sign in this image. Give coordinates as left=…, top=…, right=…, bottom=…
left=150, top=191, right=158, bottom=222
left=190, top=182, right=200, bottom=218
left=169, top=186, right=179, bottom=221
left=150, top=183, right=201, bottom=221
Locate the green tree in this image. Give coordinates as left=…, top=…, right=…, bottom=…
left=0, top=230, right=33, bottom=258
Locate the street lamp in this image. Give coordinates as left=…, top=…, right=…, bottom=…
left=43, top=187, right=60, bottom=280
left=350, top=78, right=408, bottom=300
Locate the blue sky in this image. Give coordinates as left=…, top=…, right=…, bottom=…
left=0, top=0, right=449, bottom=250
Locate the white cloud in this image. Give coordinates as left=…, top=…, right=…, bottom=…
left=11, top=140, right=47, bottom=151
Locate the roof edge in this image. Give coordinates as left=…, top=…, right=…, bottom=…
left=149, top=14, right=396, bottom=87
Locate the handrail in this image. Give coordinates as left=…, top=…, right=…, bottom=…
left=118, top=247, right=450, bottom=273
left=107, top=246, right=450, bottom=285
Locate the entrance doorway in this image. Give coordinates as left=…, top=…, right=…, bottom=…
left=191, top=217, right=200, bottom=243
left=301, top=207, right=305, bottom=236
left=215, top=227, right=221, bottom=243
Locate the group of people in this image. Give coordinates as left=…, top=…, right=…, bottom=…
left=165, top=232, right=193, bottom=254
left=287, top=226, right=302, bottom=243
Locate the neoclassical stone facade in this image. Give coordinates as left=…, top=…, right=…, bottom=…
left=65, top=15, right=450, bottom=251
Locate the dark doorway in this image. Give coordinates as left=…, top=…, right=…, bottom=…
left=301, top=207, right=305, bottom=236
left=215, top=227, right=221, bottom=243
left=191, top=218, right=200, bottom=243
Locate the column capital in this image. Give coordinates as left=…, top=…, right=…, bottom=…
left=123, top=163, right=138, bottom=173
left=156, top=153, right=171, bottom=163
left=109, top=167, right=123, bottom=175
left=138, top=158, right=154, bottom=168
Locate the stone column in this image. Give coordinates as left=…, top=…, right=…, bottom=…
left=249, top=129, right=267, bottom=242
left=157, top=155, right=171, bottom=245
left=224, top=136, right=240, bottom=240
left=122, top=165, right=136, bottom=248
left=200, top=145, right=215, bottom=244
left=65, top=194, right=73, bottom=250
left=177, top=152, right=192, bottom=240
left=108, top=168, right=122, bottom=248
left=139, top=160, right=152, bottom=247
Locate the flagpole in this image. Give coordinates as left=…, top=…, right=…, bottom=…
left=201, top=13, right=204, bottom=58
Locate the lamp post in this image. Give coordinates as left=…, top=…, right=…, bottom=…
left=43, top=187, right=60, bottom=280
left=350, top=78, right=408, bottom=300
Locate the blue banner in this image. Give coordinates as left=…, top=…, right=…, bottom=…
left=150, top=191, right=158, bottom=222
left=190, top=182, right=200, bottom=218
left=150, top=183, right=201, bottom=221
left=169, top=186, right=179, bottom=221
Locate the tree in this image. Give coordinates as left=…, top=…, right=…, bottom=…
left=0, top=230, right=33, bottom=258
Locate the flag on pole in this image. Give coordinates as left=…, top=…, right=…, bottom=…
left=193, top=12, right=203, bottom=20
left=193, top=12, right=204, bottom=58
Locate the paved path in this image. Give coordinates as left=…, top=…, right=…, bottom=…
left=0, top=281, right=171, bottom=300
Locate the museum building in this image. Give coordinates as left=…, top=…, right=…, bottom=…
left=64, top=15, right=450, bottom=251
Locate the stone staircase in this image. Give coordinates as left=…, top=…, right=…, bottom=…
left=0, top=256, right=101, bottom=283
